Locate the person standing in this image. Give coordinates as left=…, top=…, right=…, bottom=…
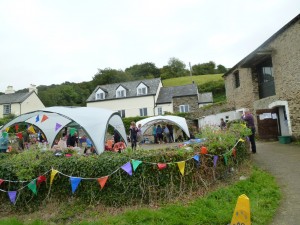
left=129, top=121, right=138, bottom=150
left=0, top=132, right=9, bottom=153
left=152, top=124, right=157, bottom=144
left=156, top=124, right=163, bottom=144
left=242, top=110, right=257, bottom=154
left=167, top=125, right=174, bottom=142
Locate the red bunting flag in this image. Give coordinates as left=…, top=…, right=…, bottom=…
left=41, top=115, right=49, bottom=122
left=200, top=146, right=208, bottom=154
left=15, top=124, right=19, bottom=131
left=37, top=175, right=47, bottom=185
left=97, top=176, right=108, bottom=189
left=157, top=163, right=167, bottom=170
left=0, top=179, right=4, bottom=185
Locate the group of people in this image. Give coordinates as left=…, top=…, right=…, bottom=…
left=152, top=124, right=174, bottom=144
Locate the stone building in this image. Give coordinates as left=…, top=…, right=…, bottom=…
left=223, top=14, right=300, bottom=140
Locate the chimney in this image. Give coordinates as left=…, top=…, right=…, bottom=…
left=29, top=84, right=38, bottom=94
left=5, top=86, right=15, bottom=94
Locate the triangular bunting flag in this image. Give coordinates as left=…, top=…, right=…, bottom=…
left=213, top=155, right=218, bottom=167
left=35, top=115, right=40, bottom=122
left=28, top=125, right=36, bottom=134
left=70, top=177, right=82, bottom=193
left=121, top=162, right=132, bottom=176
left=8, top=191, right=17, bottom=205
left=37, top=175, right=47, bottom=185
left=200, top=146, right=208, bottom=154
left=223, top=154, right=228, bottom=165
left=15, top=124, right=19, bottom=131
left=41, top=115, right=49, bottom=122
left=55, top=123, right=62, bottom=132
left=157, top=163, right=167, bottom=170
left=131, top=160, right=142, bottom=171
left=28, top=179, right=37, bottom=195
left=97, top=176, right=109, bottom=189
left=5, top=127, right=9, bottom=132
left=241, top=123, right=247, bottom=128
left=177, top=161, right=186, bottom=176
left=193, top=155, right=200, bottom=162
left=0, top=179, right=4, bottom=185
left=239, top=138, right=245, bottom=142
left=50, top=169, right=59, bottom=185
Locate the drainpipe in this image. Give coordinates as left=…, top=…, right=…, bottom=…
left=153, top=95, right=156, bottom=116
left=19, top=103, right=21, bottom=115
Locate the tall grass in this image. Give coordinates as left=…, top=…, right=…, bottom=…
left=0, top=167, right=280, bottom=225
left=162, top=74, right=223, bottom=87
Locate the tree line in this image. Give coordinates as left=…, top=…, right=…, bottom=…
left=11, top=58, right=228, bottom=107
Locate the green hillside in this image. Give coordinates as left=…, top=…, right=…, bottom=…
left=162, top=74, right=223, bottom=87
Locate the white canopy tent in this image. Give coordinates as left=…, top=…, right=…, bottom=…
left=1, top=107, right=127, bottom=154
left=136, top=115, right=190, bottom=138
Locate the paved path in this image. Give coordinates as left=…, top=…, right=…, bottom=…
left=253, top=141, right=300, bottom=225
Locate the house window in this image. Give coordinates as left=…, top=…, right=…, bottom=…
left=157, top=107, right=163, bottom=115
left=139, top=108, right=148, bottom=116
left=117, top=90, right=125, bottom=98
left=96, top=93, right=104, bottom=100
left=118, top=110, right=125, bottom=118
left=137, top=87, right=147, bottom=95
left=234, top=71, right=240, bottom=88
left=3, top=104, right=11, bottom=115
left=179, top=105, right=189, bottom=113
left=257, top=58, right=275, bottom=99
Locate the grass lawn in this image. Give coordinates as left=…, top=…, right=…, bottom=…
left=0, top=166, right=281, bottom=225
left=162, top=74, right=223, bottom=87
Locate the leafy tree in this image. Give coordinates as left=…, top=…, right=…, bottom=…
left=192, top=61, right=216, bottom=75
left=160, top=57, right=189, bottom=79
left=216, top=64, right=228, bottom=73
left=125, top=62, right=160, bottom=79
left=92, top=68, right=133, bottom=86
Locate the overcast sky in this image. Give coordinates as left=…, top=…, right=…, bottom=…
left=0, top=0, right=299, bottom=92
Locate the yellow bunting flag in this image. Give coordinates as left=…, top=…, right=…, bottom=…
left=239, top=138, right=245, bottom=142
left=28, top=125, right=36, bottom=134
left=241, top=124, right=247, bottom=128
left=5, top=127, right=10, bottom=132
left=97, top=176, right=109, bottom=189
left=231, top=194, right=251, bottom=225
left=177, top=161, right=186, bottom=176
left=50, top=169, right=59, bottom=185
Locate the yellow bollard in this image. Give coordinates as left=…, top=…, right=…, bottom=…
left=230, top=194, right=251, bottom=225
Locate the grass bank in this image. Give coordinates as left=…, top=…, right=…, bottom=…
left=0, top=166, right=281, bottom=225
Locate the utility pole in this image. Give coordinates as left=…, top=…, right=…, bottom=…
left=189, top=62, right=194, bottom=84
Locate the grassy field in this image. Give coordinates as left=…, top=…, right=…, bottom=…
left=0, top=166, right=280, bottom=225
left=162, top=74, right=223, bottom=87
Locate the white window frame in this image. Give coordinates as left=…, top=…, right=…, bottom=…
left=3, top=104, right=11, bottom=115
left=137, top=87, right=147, bottom=95
left=117, top=90, right=125, bottom=98
left=118, top=110, right=125, bottom=118
left=157, top=107, right=163, bottom=115
left=96, top=92, right=104, bottom=100
left=139, top=108, right=148, bottom=116
left=179, top=105, right=189, bottom=113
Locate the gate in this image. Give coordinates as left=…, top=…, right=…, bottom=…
left=256, top=109, right=279, bottom=140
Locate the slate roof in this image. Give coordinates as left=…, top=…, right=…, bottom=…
left=87, top=78, right=162, bottom=102
left=156, top=84, right=198, bottom=104
left=0, top=92, right=33, bottom=104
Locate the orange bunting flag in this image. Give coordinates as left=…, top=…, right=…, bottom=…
left=28, top=125, right=36, bottom=134
left=157, top=163, right=167, bottom=170
left=97, top=176, right=109, bottom=189
left=50, top=169, right=59, bottom=185
left=41, top=115, right=49, bottom=122
left=239, top=138, right=245, bottom=142
left=200, top=146, right=208, bottom=154
left=177, top=161, right=186, bottom=176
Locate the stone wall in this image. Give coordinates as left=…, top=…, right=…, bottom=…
left=173, top=96, right=199, bottom=113
left=224, top=18, right=300, bottom=139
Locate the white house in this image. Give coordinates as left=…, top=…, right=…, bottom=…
left=0, top=85, right=45, bottom=118
left=86, top=78, right=212, bottom=118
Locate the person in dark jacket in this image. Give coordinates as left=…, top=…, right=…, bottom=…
left=129, top=122, right=138, bottom=150
left=242, top=110, right=256, bottom=154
